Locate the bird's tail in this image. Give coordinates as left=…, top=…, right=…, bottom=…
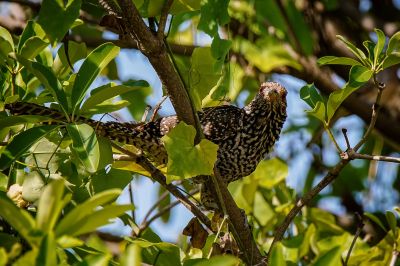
left=4, top=102, right=167, bottom=164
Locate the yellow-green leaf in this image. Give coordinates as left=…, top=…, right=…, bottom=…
left=161, top=122, right=218, bottom=182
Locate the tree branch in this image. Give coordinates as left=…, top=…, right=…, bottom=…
left=111, top=143, right=212, bottom=230
left=157, top=0, right=173, bottom=39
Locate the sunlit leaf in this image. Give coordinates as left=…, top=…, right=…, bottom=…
left=251, top=158, right=288, bottom=189
left=55, top=189, right=122, bottom=236
left=189, top=47, right=224, bottom=110
left=198, top=0, right=230, bottom=36
left=387, top=31, right=400, bottom=54
left=0, top=26, right=14, bottom=62
left=38, top=0, right=82, bottom=43
left=121, top=244, right=141, bottom=266
left=53, top=41, right=87, bottom=78
left=162, top=122, right=218, bottom=182
left=66, top=123, right=100, bottom=173
left=36, top=232, right=57, bottom=266
left=19, top=37, right=49, bottom=60
left=326, top=65, right=373, bottom=123
left=193, top=255, right=240, bottom=266
left=0, top=125, right=57, bottom=170
left=313, top=246, right=342, bottom=266
left=382, top=53, right=400, bottom=69
left=0, top=194, right=35, bottom=245
left=36, top=179, right=70, bottom=233
left=71, top=43, right=120, bottom=114
left=385, top=211, right=397, bottom=238
left=317, top=56, right=362, bottom=66
left=373, top=28, right=386, bottom=67
left=337, top=35, right=369, bottom=66
left=127, top=239, right=181, bottom=266
left=270, top=243, right=287, bottom=266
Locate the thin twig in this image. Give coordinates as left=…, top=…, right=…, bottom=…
left=150, top=96, right=168, bottom=122
left=353, top=78, right=385, bottom=152
left=390, top=249, right=399, bottom=266
left=142, top=189, right=170, bottom=223
left=128, top=183, right=136, bottom=223
left=344, top=213, right=364, bottom=265
left=110, top=142, right=212, bottom=230
left=342, top=128, right=351, bottom=150
left=341, top=151, right=400, bottom=164
left=113, top=154, right=136, bottom=161
left=157, top=0, right=174, bottom=39
left=141, top=105, right=152, bottom=122
left=139, top=199, right=180, bottom=233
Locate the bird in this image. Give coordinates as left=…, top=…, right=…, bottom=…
left=5, top=82, right=287, bottom=209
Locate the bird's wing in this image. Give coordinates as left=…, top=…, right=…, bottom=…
left=199, top=105, right=243, bottom=143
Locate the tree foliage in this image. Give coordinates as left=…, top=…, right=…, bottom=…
left=0, top=0, right=400, bottom=265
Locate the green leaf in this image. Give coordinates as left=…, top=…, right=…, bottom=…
left=270, top=243, right=287, bottom=266
left=38, top=0, right=82, bottom=43
left=0, top=173, right=7, bottom=192
left=189, top=47, right=223, bottom=110
left=0, top=115, right=53, bottom=129
left=36, top=232, right=57, bottom=266
left=127, top=240, right=182, bottom=266
left=382, top=53, right=400, bottom=69
left=364, top=212, right=387, bottom=232
left=326, top=65, right=373, bottom=123
left=300, top=84, right=324, bottom=109
left=71, top=43, right=120, bottom=113
left=211, top=34, right=232, bottom=65
left=161, top=122, right=219, bottom=182
left=36, top=179, right=70, bottom=233
left=120, top=244, right=141, bottom=266
left=386, top=211, right=397, bottom=238
left=251, top=158, right=288, bottom=189
left=198, top=0, right=230, bottom=36
left=387, top=31, right=400, bottom=54
left=299, top=224, right=316, bottom=258
left=0, top=125, right=57, bottom=170
left=317, top=56, right=362, bottom=66
left=0, top=26, right=14, bottom=62
left=240, top=37, right=302, bottom=73
left=73, top=204, right=132, bottom=236
left=313, top=246, right=342, bottom=266
left=17, top=21, right=46, bottom=53
left=253, top=192, right=274, bottom=226
left=193, top=255, right=240, bottom=266
left=0, top=194, right=35, bottom=244
left=337, top=35, right=369, bottom=65
left=81, top=84, right=144, bottom=114
left=373, top=28, right=386, bottom=67
left=55, top=189, right=121, bottom=236
left=53, top=41, right=87, bottom=78
left=16, top=56, right=68, bottom=112
left=67, top=123, right=100, bottom=173
left=91, top=168, right=132, bottom=194
left=120, top=80, right=152, bottom=120
left=18, top=37, right=49, bottom=60
left=307, top=101, right=327, bottom=123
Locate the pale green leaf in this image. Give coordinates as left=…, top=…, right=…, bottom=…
left=382, top=53, right=400, bottom=69
left=306, top=101, right=326, bottom=123
left=120, top=244, right=141, bottom=266
left=161, top=122, right=218, bottom=182
left=0, top=26, right=14, bottom=61
left=313, top=246, right=342, bottom=266
left=193, top=255, right=240, bottom=266
left=270, top=243, right=287, bottom=266
left=36, top=179, right=70, bottom=233
left=198, top=0, right=230, bottom=36
left=373, top=28, right=386, bottom=66
left=36, top=232, right=57, bottom=266
left=240, top=37, right=302, bottom=73
left=251, top=158, right=288, bottom=189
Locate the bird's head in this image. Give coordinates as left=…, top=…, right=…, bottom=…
left=258, top=82, right=287, bottom=113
